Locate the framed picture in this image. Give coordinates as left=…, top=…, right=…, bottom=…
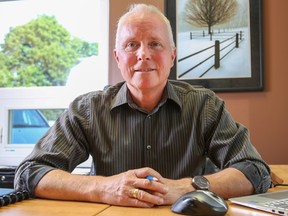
left=165, top=0, right=263, bottom=92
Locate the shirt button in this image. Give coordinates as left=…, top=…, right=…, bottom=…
left=146, top=145, right=151, bottom=150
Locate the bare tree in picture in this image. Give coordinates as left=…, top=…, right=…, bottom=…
left=183, top=0, right=238, bottom=34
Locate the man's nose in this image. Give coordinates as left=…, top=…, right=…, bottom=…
left=137, top=45, right=151, bottom=61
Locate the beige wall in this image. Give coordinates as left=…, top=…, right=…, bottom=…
left=108, top=0, right=288, bottom=164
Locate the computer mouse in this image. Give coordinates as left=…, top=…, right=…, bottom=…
left=171, top=190, right=228, bottom=216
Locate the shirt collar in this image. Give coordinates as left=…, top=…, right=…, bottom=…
left=111, top=81, right=182, bottom=111
left=166, top=81, right=182, bottom=109
left=111, top=82, right=128, bottom=110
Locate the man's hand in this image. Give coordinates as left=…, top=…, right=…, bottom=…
left=96, top=167, right=168, bottom=207
left=159, top=178, right=194, bottom=205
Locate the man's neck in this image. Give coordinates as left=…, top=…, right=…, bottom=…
left=128, top=85, right=165, bottom=113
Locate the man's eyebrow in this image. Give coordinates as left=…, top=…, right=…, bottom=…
left=149, top=36, right=162, bottom=41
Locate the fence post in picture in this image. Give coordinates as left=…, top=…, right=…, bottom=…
left=190, top=32, right=192, bottom=40
left=214, top=40, right=220, bottom=69
left=236, top=33, right=239, bottom=48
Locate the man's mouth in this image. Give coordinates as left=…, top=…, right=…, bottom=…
left=135, top=68, right=155, bottom=72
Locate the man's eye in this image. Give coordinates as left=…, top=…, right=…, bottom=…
left=125, top=42, right=138, bottom=51
left=149, top=42, right=162, bottom=47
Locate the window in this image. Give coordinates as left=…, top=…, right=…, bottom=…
left=0, top=0, right=109, bottom=168
left=9, top=109, right=65, bottom=144
left=0, top=0, right=109, bottom=91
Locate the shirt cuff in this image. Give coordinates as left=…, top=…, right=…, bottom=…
left=231, top=161, right=271, bottom=194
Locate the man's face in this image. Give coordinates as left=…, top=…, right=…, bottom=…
left=114, top=14, right=176, bottom=93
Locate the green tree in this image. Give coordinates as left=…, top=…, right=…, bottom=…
left=0, top=15, right=98, bottom=87
left=0, top=52, right=13, bottom=87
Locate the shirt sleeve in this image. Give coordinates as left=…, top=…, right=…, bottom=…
left=204, top=92, right=271, bottom=194
left=14, top=95, right=91, bottom=195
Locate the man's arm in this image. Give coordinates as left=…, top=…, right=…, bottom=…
left=34, top=167, right=168, bottom=207
left=206, top=168, right=254, bottom=198
left=162, top=167, right=253, bottom=204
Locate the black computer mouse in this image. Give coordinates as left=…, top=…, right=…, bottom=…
left=171, top=190, right=228, bottom=216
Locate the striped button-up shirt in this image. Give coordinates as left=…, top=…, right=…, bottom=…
left=15, top=80, right=271, bottom=194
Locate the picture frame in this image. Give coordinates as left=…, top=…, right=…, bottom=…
left=165, top=0, right=263, bottom=92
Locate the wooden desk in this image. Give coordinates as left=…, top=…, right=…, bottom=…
left=0, top=165, right=287, bottom=216
left=0, top=199, right=109, bottom=216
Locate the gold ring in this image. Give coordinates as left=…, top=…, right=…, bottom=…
left=132, top=189, right=139, bottom=199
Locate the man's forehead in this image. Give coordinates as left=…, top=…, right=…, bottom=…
left=124, top=13, right=164, bottom=27
left=119, top=24, right=166, bottom=44
left=120, top=15, right=166, bottom=34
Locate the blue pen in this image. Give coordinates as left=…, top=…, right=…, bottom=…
left=146, top=175, right=159, bottom=181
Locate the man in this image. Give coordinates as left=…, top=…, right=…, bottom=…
left=14, top=4, right=271, bottom=208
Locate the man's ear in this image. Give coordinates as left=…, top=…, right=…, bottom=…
left=113, top=49, right=119, bottom=63
left=171, top=47, right=177, bottom=68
